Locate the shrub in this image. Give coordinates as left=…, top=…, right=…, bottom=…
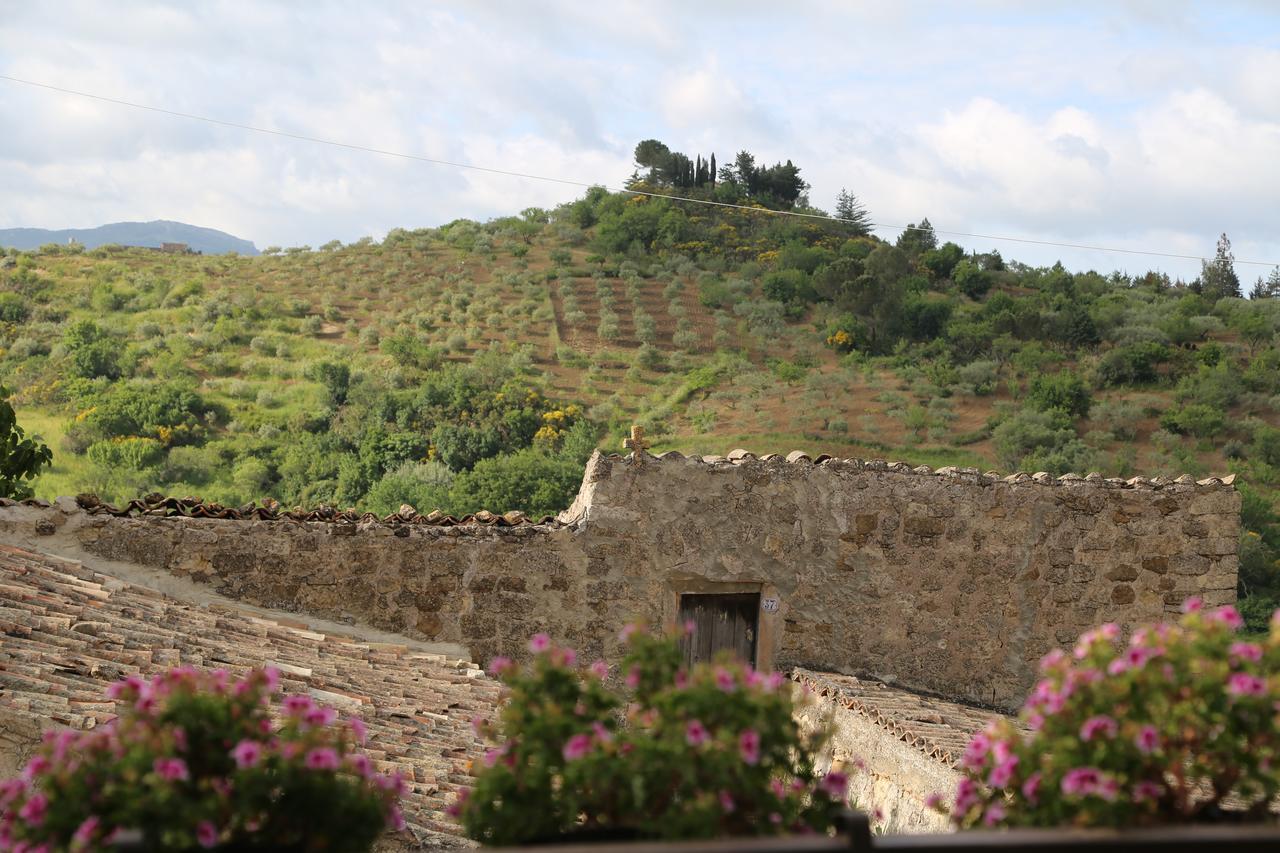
left=1026, top=371, right=1092, bottom=418
left=1096, top=342, right=1170, bottom=387
left=953, top=260, right=992, bottom=299
left=940, top=601, right=1280, bottom=828
left=456, top=626, right=850, bottom=845
left=1159, top=403, right=1226, bottom=438
left=956, top=360, right=999, bottom=396
left=0, top=666, right=403, bottom=850
left=0, top=386, right=53, bottom=500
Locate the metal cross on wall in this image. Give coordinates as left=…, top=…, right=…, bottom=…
left=624, top=425, right=650, bottom=464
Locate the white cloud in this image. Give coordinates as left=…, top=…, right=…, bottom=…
left=0, top=1, right=1277, bottom=278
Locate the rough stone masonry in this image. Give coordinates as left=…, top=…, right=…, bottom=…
left=0, top=451, right=1240, bottom=710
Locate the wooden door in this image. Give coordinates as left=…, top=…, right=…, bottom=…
left=678, top=592, right=760, bottom=668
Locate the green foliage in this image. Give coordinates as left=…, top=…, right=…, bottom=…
left=1026, top=371, right=1092, bottom=418
left=0, top=387, right=53, bottom=500
left=0, top=292, right=30, bottom=323
left=1096, top=342, right=1170, bottom=387
left=952, top=260, right=992, bottom=299
left=993, top=408, right=1093, bottom=474
left=458, top=626, right=849, bottom=844
left=1159, top=404, right=1226, bottom=438
left=449, top=448, right=583, bottom=518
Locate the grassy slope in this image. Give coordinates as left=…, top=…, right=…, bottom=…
left=2, top=233, right=1231, bottom=505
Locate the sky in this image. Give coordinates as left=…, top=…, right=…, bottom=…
left=2, top=0, right=1279, bottom=280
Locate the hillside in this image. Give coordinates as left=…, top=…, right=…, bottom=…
left=0, top=220, right=258, bottom=255
left=2, top=163, right=1280, bottom=628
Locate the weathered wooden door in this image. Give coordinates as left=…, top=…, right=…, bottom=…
left=678, top=592, right=760, bottom=668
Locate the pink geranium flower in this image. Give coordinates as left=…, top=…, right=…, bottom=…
left=1230, top=642, right=1263, bottom=663
left=562, top=733, right=593, bottom=761
left=739, top=728, right=761, bottom=765
left=588, top=660, right=609, bottom=679
left=486, top=656, right=513, bottom=676
left=1133, top=780, right=1164, bottom=802
left=1134, top=725, right=1160, bottom=755
left=685, top=719, right=709, bottom=746
left=348, top=716, right=368, bottom=745
left=1227, top=672, right=1266, bottom=697
left=718, top=790, right=735, bottom=813
left=1020, top=771, right=1042, bottom=804
left=1209, top=605, right=1243, bottom=630
left=72, top=815, right=100, bottom=846
left=528, top=633, right=551, bottom=653
left=714, top=667, right=736, bottom=692
left=153, top=757, right=189, bottom=782
left=196, top=821, right=218, bottom=848
left=304, top=747, right=341, bottom=770
left=18, top=792, right=48, bottom=826
left=1079, top=715, right=1118, bottom=741
left=1181, top=596, right=1203, bottom=613
left=231, top=739, right=263, bottom=768
left=820, top=771, right=849, bottom=800
left=988, top=755, right=1018, bottom=788
left=282, top=694, right=314, bottom=717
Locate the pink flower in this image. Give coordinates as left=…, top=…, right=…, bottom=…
left=960, top=732, right=991, bottom=771
left=20, top=756, right=50, bottom=783
left=1133, top=780, right=1164, bottom=802
left=72, top=816, right=100, bottom=846
left=624, top=666, right=640, bottom=689
left=304, top=747, right=341, bottom=770
left=1025, top=712, right=1045, bottom=731
left=562, top=733, right=593, bottom=761
left=820, top=771, right=849, bottom=800
left=1209, top=605, right=1243, bottom=630
left=283, top=694, right=314, bottom=717
left=1021, top=771, right=1042, bottom=804
left=1134, top=725, right=1160, bottom=755
left=153, top=757, right=190, bottom=782
left=983, top=802, right=1006, bottom=826
left=486, top=656, right=513, bottom=676
left=1038, top=648, right=1067, bottom=672
left=304, top=706, right=338, bottom=728
left=589, top=660, right=609, bottom=679
left=718, top=790, right=735, bottom=813
left=261, top=666, right=280, bottom=693
left=19, top=792, right=48, bottom=826
left=445, top=786, right=471, bottom=820
left=674, top=669, right=689, bottom=689
left=1181, top=596, right=1203, bottom=613
left=739, top=729, right=761, bottom=765
left=347, top=753, right=373, bottom=776
left=619, top=623, right=640, bottom=643
left=685, top=719, right=710, bottom=747
left=769, top=812, right=782, bottom=825
left=528, top=633, right=551, bottom=653
left=924, top=792, right=945, bottom=810
left=1230, top=642, right=1264, bottom=663
left=555, top=647, right=578, bottom=667
left=952, top=778, right=979, bottom=816
left=683, top=619, right=697, bottom=636
left=1080, top=715, right=1118, bottom=741
left=714, top=667, right=736, bottom=692
left=1227, top=673, right=1267, bottom=697
left=988, top=755, right=1019, bottom=788
left=1062, top=767, right=1115, bottom=799
left=231, top=739, right=263, bottom=769
left=196, top=821, right=218, bottom=849
left=765, top=671, right=786, bottom=691
left=348, top=716, right=368, bottom=745
left=389, top=806, right=406, bottom=831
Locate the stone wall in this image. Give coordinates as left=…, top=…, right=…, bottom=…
left=0, top=451, right=1240, bottom=709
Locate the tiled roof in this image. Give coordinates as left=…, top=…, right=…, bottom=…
left=0, top=494, right=559, bottom=527
left=0, top=544, right=497, bottom=848
left=616, top=450, right=1235, bottom=491
left=791, top=668, right=1003, bottom=769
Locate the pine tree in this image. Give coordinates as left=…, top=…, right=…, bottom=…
left=1200, top=233, right=1241, bottom=301
left=834, top=188, right=872, bottom=236
left=709, top=153, right=716, bottom=186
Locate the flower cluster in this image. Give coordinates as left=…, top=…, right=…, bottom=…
left=455, top=625, right=851, bottom=845
left=0, top=666, right=404, bottom=851
left=939, top=600, right=1280, bottom=828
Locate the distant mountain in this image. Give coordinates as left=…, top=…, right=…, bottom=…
left=0, top=220, right=258, bottom=255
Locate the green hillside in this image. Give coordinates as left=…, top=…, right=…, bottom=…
left=3, top=142, right=1280, bottom=628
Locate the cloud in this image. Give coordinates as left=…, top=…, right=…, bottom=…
left=0, top=1, right=1277, bottom=278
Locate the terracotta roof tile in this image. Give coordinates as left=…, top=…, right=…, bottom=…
left=791, top=668, right=1006, bottom=769
left=0, top=544, right=495, bottom=847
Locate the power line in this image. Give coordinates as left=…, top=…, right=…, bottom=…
left=3, top=73, right=1277, bottom=269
